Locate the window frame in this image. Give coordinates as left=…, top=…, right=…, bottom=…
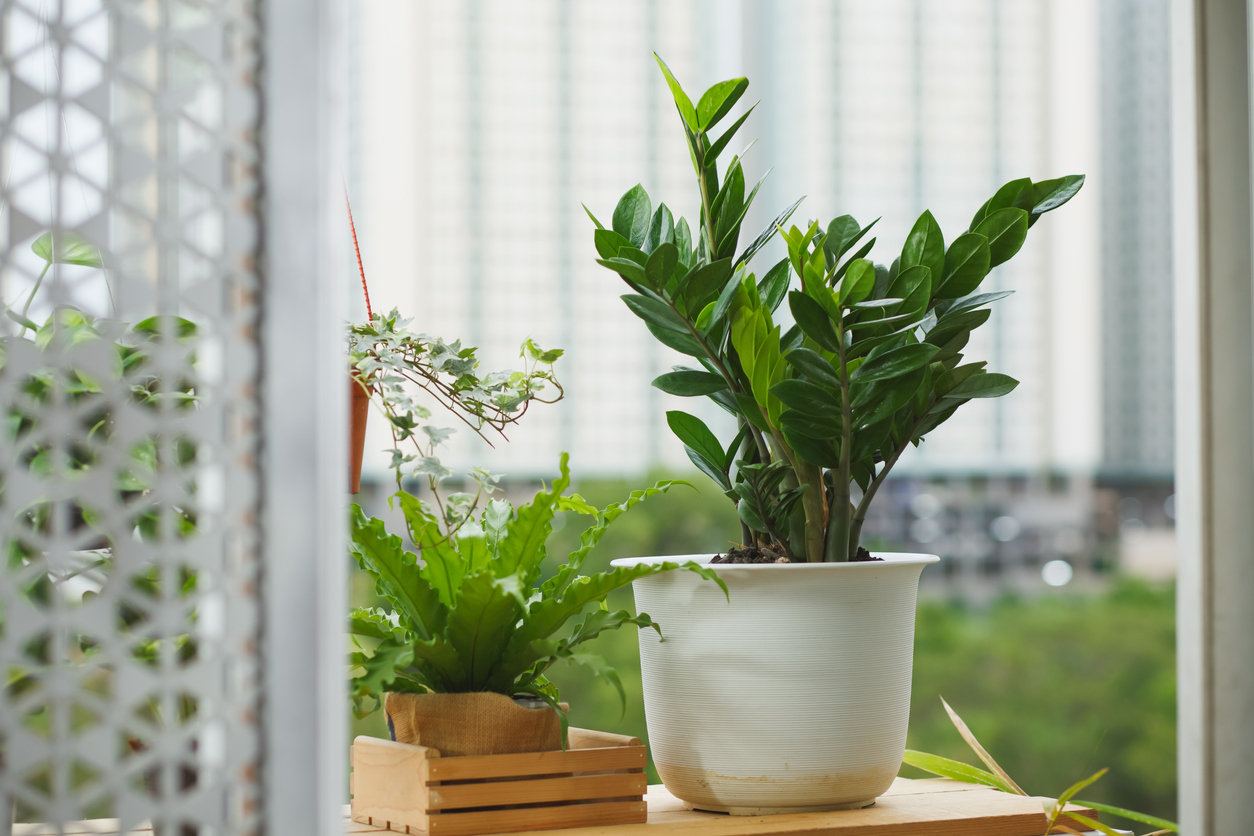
left=1170, top=0, right=1254, bottom=832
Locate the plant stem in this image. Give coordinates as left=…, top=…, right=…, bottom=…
left=21, top=262, right=51, bottom=325
left=848, top=403, right=935, bottom=553
left=765, top=428, right=823, bottom=562
left=826, top=307, right=853, bottom=562
left=696, top=148, right=720, bottom=258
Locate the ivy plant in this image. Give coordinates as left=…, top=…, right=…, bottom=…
left=589, top=55, right=1084, bottom=562
left=345, top=198, right=563, bottom=535
left=349, top=454, right=725, bottom=729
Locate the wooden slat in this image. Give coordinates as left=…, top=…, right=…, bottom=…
left=425, top=745, right=646, bottom=782
left=566, top=728, right=641, bottom=749
left=427, top=800, right=648, bottom=836
left=350, top=736, right=436, bottom=834
left=427, top=771, right=646, bottom=810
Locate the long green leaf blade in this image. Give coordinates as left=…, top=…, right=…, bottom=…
left=900, top=750, right=1011, bottom=792
left=941, top=697, right=1027, bottom=795
left=349, top=505, right=446, bottom=641
left=1071, top=800, right=1179, bottom=832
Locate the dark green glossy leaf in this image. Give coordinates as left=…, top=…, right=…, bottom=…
left=900, top=210, right=944, bottom=283
left=911, top=399, right=962, bottom=440
left=845, top=311, right=919, bottom=332
left=709, top=265, right=744, bottom=328
left=936, top=232, right=991, bottom=299
left=926, top=308, right=991, bottom=348
left=612, top=184, right=652, bottom=248
left=824, top=216, right=860, bottom=259
left=645, top=242, right=679, bottom=290
left=850, top=418, right=892, bottom=464
left=839, top=258, right=876, bottom=305
left=681, top=258, right=733, bottom=312
left=784, top=348, right=842, bottom=390
left=850, top=343, right=939, bottom=382
left=974, top=208, right=1029, bottom=269
left=943, top=372, right=1018, bottom=399
left=779, top=408, right=841, bottom=441
left=666, top=410, right=725, bottom=470
left=735, top=391, right=772, bottom=430
left=969, top=177, right=1031, bottom=230
left=736, top=496, right=768, bottom=532
left=717, top=170, right=769, bottom=259
left=1029, top=174, right=1085, bottom=220
left=646, top=320, right=706, bottom=358
left=758, top=258, right=791, bottom=312
left=788, top=291, right=839, bottom=352
left=653, top=370, right=728, bottom=396
left=852, top=368, right=926, bottom=428
left=939, top=290, right=1013, bottom=318
left=675, top=218, right=693, bottom=266
left=598, top=257, right=648, bottom=289
left=622, top=294, right=687, bottom=333
left=783, top=427, right=840, bottom=468
left=644, top=204, right=675, bottom=253
left=774, top=325, right=800, bottom=358
left=932, top=329, right=971, bottom=363
left=769, top=378, right=839, bottom=415
left=594, top=228, right=634, bottom=260
left=712, top=162, right=745, bottom=240
left=887, top=264, right=931, bottom=319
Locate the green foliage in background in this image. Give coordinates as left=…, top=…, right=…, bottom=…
left=906, top=581, right=1177, bottom=832
left=349, top=474, right=1176, bottom=820
left=589, top=54, right=1084, bottom=563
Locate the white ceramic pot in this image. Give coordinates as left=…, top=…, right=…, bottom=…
left=611, top=552, right=938, bottom=815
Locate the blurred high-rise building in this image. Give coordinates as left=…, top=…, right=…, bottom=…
left=1099, top=0, right=1174, bottom=481
left=352, top=0, right=1102, bottom=483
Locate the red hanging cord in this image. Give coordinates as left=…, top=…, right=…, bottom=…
left=345, top=187, right=372, bottom=320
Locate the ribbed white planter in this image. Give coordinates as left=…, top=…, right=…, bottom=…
left=611, top=552, right=938, bottom=815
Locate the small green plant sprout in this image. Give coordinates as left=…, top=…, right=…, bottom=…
left=344, top=196, right=564, bottom=535
left=904, top=698, right=1178, bottom=836
left=3, top=230, right=108, bottom=335
left=348, top=454, right=726, bottom=736
left=589, top=54, right=1084, bottom=562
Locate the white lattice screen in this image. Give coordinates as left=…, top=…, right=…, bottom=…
left=1, top=1, right=264, bottom=832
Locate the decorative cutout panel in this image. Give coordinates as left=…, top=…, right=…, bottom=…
left=0, top=1, right=263, bottom=832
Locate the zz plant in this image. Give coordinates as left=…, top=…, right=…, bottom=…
left=349, top=454, right=724, bottom=726
left=589, top=55, right=1084, bottom=563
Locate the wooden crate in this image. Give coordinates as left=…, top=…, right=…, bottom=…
left=350, top=728, right=648, bottom=836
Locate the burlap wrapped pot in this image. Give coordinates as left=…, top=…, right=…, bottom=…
left=384, top=692, right=561, bottom=756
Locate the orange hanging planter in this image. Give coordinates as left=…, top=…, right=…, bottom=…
left=346, top=190, right=373, bottom=496
left=349, top=372, right=371, bottom=494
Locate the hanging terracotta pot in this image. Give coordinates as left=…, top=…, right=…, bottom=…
left=349, top=372, right=371, bottom=494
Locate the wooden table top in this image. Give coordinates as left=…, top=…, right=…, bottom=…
left=14, top=778, right=1110, bottom=836
left=347, top=778, right=1107, bottom=836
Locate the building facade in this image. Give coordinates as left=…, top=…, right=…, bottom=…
left=352, top=0, right=1103, bottom=484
